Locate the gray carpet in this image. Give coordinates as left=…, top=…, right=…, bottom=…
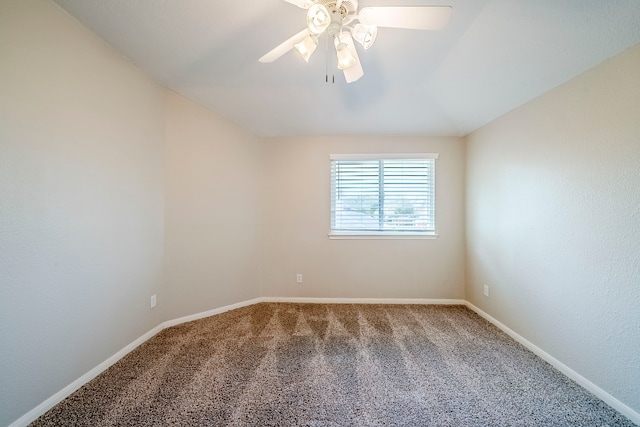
left=32, top=303, right=635, bottom=426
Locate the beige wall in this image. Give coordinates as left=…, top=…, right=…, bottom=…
left=261, top=136, right=466, bottom=299
left=465, top=43, right=640, bottom=413
left=163, top=91, right=262, bottom=320
left=3, top=0, right=639, bottom=423
left=0, top=1, right=166, bottom=425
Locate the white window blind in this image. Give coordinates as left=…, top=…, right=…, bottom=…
left=330, top=154, right=437, bottom=236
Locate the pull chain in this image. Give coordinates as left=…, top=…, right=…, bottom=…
left=325, top=34, right=335, bottom=83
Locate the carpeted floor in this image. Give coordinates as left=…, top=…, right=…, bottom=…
left=32, top=303, right=635, bottom=426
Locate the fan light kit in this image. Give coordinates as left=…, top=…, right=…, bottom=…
left=259, top=0, right=452, bottom=83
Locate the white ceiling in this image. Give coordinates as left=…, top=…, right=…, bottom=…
left=52, top=0, right=640, bottom=137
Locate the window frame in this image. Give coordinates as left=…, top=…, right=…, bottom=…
left=329, top=153, right=439, bottom=240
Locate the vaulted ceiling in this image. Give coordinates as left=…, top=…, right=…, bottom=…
left=53, top=0, right=640, bottom=137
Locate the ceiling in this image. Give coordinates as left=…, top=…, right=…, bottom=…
left=52, top=0, right=640, bottom=137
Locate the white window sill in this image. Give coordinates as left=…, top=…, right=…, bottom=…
left=329, top=232, right=438, bottom=240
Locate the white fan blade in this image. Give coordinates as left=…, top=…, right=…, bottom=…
left=343, top=34, right=364, bottom=83
left=358, top=6, right=452, bottom=30
left=259, top=28, right=311, bottom=63
left=282, top=0, right=314, bottom=9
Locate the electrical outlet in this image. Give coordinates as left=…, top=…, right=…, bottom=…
left=150, top=294, right=157, bottom=308
left=483, top=285, right=490, bottom=297
left=296, top=274, right=303, bottom=284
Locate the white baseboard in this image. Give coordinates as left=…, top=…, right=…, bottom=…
left=161, top=297, right=264, bottom=328
left=9, top=323, right=165, bottom=427
left=261, top=296, right=466, bottom=305
left=9, top=297, right=263, bottom=427
left=464, top=301, right=640, bottom=425
left=11, top=297, right=638, bottom=426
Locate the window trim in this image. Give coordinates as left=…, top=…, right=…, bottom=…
left=328, top=232, right=439, bottom=240
left=329, top=153, right=439, bottom=161
left=329, top=153, right=439, bottom=240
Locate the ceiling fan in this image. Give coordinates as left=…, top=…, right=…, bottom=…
left=259, top=0, right=452, bottom=83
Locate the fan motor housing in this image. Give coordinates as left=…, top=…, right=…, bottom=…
left=318, top=0, right=358, bottom=25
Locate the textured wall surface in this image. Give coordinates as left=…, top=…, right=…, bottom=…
left=465, top=43, right=640, bottom=413
left=163, top=91, right=262, bottom=321
left=2, top=0, right=639, bottom=424
left=0, top=1, right=166, bottom=425
left=261, top=136, right=466, bottom=300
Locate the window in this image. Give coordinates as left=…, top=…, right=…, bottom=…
left=330, top=153, right=438, bottom=238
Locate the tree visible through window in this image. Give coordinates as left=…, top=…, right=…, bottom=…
left=330, top=154, right=437, bottom=235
